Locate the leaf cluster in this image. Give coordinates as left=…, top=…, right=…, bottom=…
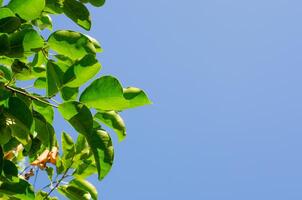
left=0, top=0, right=151, bottom=199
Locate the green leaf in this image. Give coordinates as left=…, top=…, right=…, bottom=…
left=3, top=160, right=18, bottom=177
left=80, top=76, right=152, bottom=111
left=86, top=128, right=114, bottom=180
left=70, top=178, right=98, bottom=200
left=58, top=101, right=93, bottom=135
left=63, top=0, right=91, bottom=30
left=45, top=167, right=54, bottom=181
left=4, top=97, right=32, bottom=145
left=58, top=185, right=90, bottom=200
left=0, top=177, right=35, bottom=200
left=0, top=124, right=12, bottom=145
left=35, top=14, right=52, bottom=30
left=33, top=112, right=56, bottom=148
left=0, top=146, right=3, bottom=175
left=34, top=77, right=46, bottom=89
left=35, top=191, right=58, bottom=200
left=62, top=132, right=75, bottom=161
left=48, top=30, right=97, bottom=60
left=88, top=0, right=105, bottom=7
left=95, top=111, right=126, bottom=142
left=32, top=99, right=54, bottom=124
left=0, top=8, right=21, bottom=34
left=60, top=87, right=78, bottom=101
left=0, top=34, right=10, bottom=55
left=0, top=17, right=21, bottom=34
left=46, top=61, right=63, bottom=97
left=44, top=0, right=63, bottom=14
left=8, top=0, right=45, bottom=21
left=63, top=54, right=101, bottom=87
left=8, top=29, right=44, bottom=58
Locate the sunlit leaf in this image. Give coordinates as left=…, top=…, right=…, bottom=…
left=48, top=30, right=97, bottom=60
left=80, top=76, right=152, bottom=111
left=8, top=0, right=45, bottom=21
left=70, top=178, right=98, bottom=200
left=95, top=111, right=126, bottom=142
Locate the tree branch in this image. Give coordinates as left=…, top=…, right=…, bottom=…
left=4, top=85, right=58, bottom=108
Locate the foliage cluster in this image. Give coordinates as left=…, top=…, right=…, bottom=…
left=0, top=0, right=151, bottom=199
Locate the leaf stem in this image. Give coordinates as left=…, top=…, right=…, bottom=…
left=4, top=85, right=58, bottom=108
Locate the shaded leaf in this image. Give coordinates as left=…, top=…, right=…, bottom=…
left=58, top=185, right=90, bottom=200
left=63, top=0, right=91, bottom=30
left=46, top=61, right=63, bottom=97
left=0, top=177, right=35, bottom=200
left=60, top=86, right=78, bottom=101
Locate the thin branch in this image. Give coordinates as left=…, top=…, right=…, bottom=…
left=44, top=158, right=74, bottom=199
left=4, top=85, right=58, bottom=108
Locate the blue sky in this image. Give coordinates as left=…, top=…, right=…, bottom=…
left=50, top=0, right=302, bottom=199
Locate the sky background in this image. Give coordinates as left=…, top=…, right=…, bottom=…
left=49, top=0, right=302, bottom=199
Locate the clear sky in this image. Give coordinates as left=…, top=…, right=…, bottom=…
left=51, top=0, right=302, bottom=199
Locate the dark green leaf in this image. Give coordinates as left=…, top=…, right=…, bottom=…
left=46, top=61, right=63, bottom=97
left=0, top=177, right=35, bottom=200
left=80, top=76, right=152, bottom=111
left=34, top=77, right=46, bottom=89
left=88, top=0, right=105, bottom=7
left=95, top=111, right=126, bottom=142
left=0, top=17, right=21, bottom=34
left=3, top=160, right=18, bottom=177
left=62, top=132, right=75, bottom=161
left=44, top=0, right=63, bottom=14
left=4, top=97, right=32, bottom=145
left=63, top=0, right=91, bottom=30
left=60, top=86, right=78, bottom=101
left=33, top=112, right=56, bottom=148
left=33, top=99, right=54, bottom=124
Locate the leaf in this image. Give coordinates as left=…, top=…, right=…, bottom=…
left=45, top=167, right=54, bottom=181
left=88, top=0, right=105, bottom=7
left=86, top=128, right=114, bottom=180
left=60, top=87, right=78, bottom=101
left=70, top=178, right=98, bottom=200
left=0, top=34, right=10, bottom=55
left=35, top=14, right=52, bottom=30
left=35, top=191, right=58, bottom=200
left=0, top=177, right=35, bottom=200
left=58, top=185, right=90, bottom=200
left=63, top=0, right=91, bottom=30
left=95, top=111, right=126, bottom=142
left=0, top=146, right=3, bottom=175
left=46, top=61, right=63, bottom=97
left=34, top=77, right=46, bottom=89
left=4, top=97, right=32, bottom=145
left=63, top=54, right=101, bottom=87
left=80, top=76, right=152, bottom=111
left=32, top=99, right=54, bottom=124
left=44, top=0, right=63, bottom=14
left=3, top=160, right=18, bottom=177
left=8, top=29, right=44, bottom=58
left=48, top=30, right=97, bottom=60
left=62, top=132, right=75, bottom=161
left=33, top=112, right=55, bottom=148
left=0, top=17, right=21, bottom=34
left=8, top=0, right=45, bottom=21
left=58, top=101, right=93, bottom=135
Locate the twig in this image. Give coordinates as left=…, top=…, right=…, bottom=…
left=44, top=158, right=74, bottom=199
left=4, top=85, right=58, bottom=108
